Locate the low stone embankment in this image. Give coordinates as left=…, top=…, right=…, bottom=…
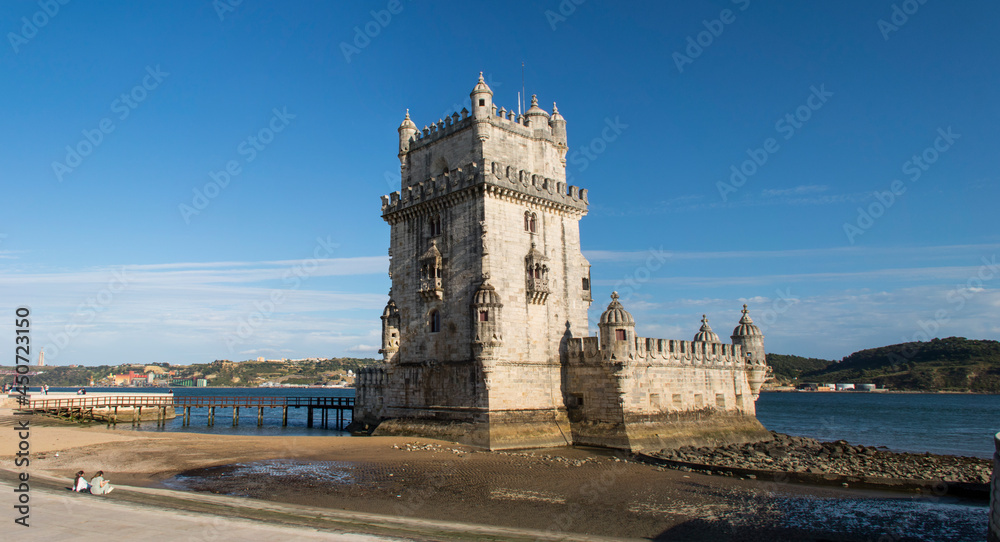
left=650, top=431, right=991, bottom=485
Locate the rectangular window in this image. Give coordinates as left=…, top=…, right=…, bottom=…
left=694, top=393, right=703, bottom=407
left=582, top=277, right=590, bottom=290
left=649, top=393, right=660, bottom=408
left=615, top=329, right=626, bottom=341
left=479, top=99, right=485, bottom=106
left=479, top=310, right=488, bottom=322
left=716, top=393, right=726, bottom=408
left=672, top=393, right=682, bottom=404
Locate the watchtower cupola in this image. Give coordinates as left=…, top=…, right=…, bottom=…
left=598, top=292, right=636, bottom=361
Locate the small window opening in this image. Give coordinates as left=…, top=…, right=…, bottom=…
left=615, top=329, right=626, bottom=341
left=479, top=310, right=489, bottom=322
left=479, top=99, right=485, bottom=106
left=430, top=311, right=441, bottom=333
left=582, top=277, right=590, bottom=290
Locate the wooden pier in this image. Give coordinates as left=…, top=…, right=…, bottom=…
left=24, top=395, right=354, bottom=430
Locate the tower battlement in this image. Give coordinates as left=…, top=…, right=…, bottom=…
left=380, top=159, right=588, bottom=221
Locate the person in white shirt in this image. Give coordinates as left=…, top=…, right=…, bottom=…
left=73, top=470, right=90, bottom=492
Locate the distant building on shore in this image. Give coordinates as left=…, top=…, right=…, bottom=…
left=354, top=74, right=772, bottom=451
left=37, top=348, right=44, bottom=367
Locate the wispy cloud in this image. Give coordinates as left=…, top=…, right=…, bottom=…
left=592, top=186, right=869, bottom=216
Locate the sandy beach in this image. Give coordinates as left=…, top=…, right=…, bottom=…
left=0, top=408, right=989, bottom=541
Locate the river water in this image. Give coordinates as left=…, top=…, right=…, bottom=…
left=40, top=387, right=1000, bottom=458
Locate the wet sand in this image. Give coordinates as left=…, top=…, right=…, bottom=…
left=1, top=409, right=988, bottom=541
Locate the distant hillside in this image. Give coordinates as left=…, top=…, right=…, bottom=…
left=765, top=353, right=835, bottom=382
left=801, top=337, right=1000, bottom=392
left=0, top=357, right=380, bottom=388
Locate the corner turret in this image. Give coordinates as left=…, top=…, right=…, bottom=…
left=471, top=72, right=493, bottom=141
left=598, top=292, right=635, bottom=361
left=379, top=297, right=401, bottom=362
left=471, top=276, right=503, bottom=360
left=549, top=102, right=567, bottom=147
left=731, top=304, right=768, bottom=396
left=398, top=109, right=418, bottom=157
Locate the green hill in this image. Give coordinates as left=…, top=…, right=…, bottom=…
left=764, top=353, right=835, bottom=382
left=801, top=337, right=1000, bottom=392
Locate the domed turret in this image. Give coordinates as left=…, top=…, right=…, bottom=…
left=693, top=315, right=721, bottom=343
left=731, top=304, right=767, bottom=396
left=524, top=94, right=549, bottom=127
left=731, top=304, right=763, bottom=339
left=599, top=291, right=634, bottom=325
left=473, top=280, right=502, bottom=306
left=548, top=102, right=567, bottom=146
left=471, top=277, right=503, bottom=358
left=470, top=72, right=493, bottom=120
left=598, top=292, right=635, bottom=361
left=398, top=109, right=418, bottom=156
left=379, top=297, right=401, bottom=362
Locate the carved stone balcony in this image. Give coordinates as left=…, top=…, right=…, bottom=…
left=527, top=277, right=549, bottom=305
left=419, top=277, right=443, bottom=301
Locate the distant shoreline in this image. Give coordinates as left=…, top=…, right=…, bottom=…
left=762, top=388, right=998, bottom=395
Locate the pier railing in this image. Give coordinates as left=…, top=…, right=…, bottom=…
left=23, top=395, right=354, bottom=430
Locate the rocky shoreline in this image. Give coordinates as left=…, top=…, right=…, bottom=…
left=649, top=432, right=992, bottom=486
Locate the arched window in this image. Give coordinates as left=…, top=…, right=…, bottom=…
left=430, top=311, right=441, bottom=333
left=524, top=211, right=536, bottom=233
left=429, top=215, right=442, bottom=237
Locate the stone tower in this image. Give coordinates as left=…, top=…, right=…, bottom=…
left=353, top=73, right=771, bottom=452
left=359, top=73, right=592, bottom=449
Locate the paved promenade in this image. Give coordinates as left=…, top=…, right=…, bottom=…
left=1, top=471, right=626, bottom=542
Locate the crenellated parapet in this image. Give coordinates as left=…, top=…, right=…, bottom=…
left=566, top=336, right=746, bottom=367
left=406, top=111, right=474, bottom=153
left=380, top=159, right=588, bottom=223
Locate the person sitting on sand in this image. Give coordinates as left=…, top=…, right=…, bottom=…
left=73, top=471, right=90, bottom=492
left=89, top=471, right=114, bottom=495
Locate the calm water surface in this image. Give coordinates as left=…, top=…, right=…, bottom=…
left=39, top=387, right=1000, bottom=458
left=756, top=392, right=1000, bottom=458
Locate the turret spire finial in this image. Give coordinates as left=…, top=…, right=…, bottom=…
left=531, top=94, right=538, bottom=107
left=611, top=291, right=619, bottom=301
left=478, top=71, right=484, bottom=83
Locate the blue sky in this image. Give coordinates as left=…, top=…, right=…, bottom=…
left=2, top=0, right=998, bottom=365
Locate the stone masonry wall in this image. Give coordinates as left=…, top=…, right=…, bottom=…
left=991, top=431, right=999, bottom=542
